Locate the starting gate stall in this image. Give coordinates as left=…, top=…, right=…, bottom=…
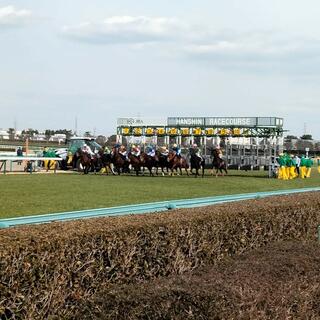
left=116, top=117, right=284, bottom=177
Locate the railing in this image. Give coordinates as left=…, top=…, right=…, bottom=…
left=0, top=187, right=319, bottom=228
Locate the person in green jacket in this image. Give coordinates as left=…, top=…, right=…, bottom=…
left=277, top=153, right=288, bottom=180
left=300, top=155, right=307, bottom=179
left=289, top=155, right=297, bottom=179
left=305, top=157, right=313, bottom=178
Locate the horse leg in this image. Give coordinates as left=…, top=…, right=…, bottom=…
left=170, top=164, right=176, bottom=176
left=109, top=164, right=116, bottom=175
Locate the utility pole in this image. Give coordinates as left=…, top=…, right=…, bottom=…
left=75, top=116, right=78, bottom=136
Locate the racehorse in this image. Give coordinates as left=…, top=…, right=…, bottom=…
left=98, top=150, right=114, bottom=175
left=155, top=151, right=169, bottom=176
left=78, top=149, right=93, bottom=174
left=128, top=152, right=143, bottom=176
left=112, top=148, right=129, bottom=175
left=140, top=152, right=157, bottom=176
left=211, top=149, right=228, bottom=176
left=190, top=153, right=205, bottom=178
left=167, top=151, right=189, bottom=176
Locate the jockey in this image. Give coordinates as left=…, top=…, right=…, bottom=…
left=172, top=143, right=181, bottom=157
left=146, top=145, right=155, bottom=157
left=118, top=145, right=128, bottom=159
left=159, top=145, right=169, bottom=156
left=192, top=143, right=202, bottom=159
left=215, top=145, right=223, bottom=159
left=104, top=145, right=111, bottom=154
left=82, top=144, right=95, bottom=157
left=131, top=145, right=141, bottom=157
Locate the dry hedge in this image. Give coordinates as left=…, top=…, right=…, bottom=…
left=0, top=192, right=320, bottom=319
left=76, top=241, right=320, bottom=320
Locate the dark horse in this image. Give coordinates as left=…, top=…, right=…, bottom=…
left=155, top=151, right=169, bottom=176
left=128, top=152, right=143, bottom=176
left=112, top=148, right=129, bottom=175
left=167, top=152, right=189, bottom=176
left=140, top=152, right=157, bottom=176
left=190, top=153, right=205, bottom=178
left=211, top=149, right=228, bottom=177
left=98, top=150, right=115, bottom=175
left=78, top=149, right=93, bottom=174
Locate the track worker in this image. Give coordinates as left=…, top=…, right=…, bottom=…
left=317, top=157, right=320, bottom=174
left=305, top=157, right=313, bottom=178
left=295, top=154, right=301, bottom=176
left=300, top=155, right=307, bottom=179
left=289, top=154, right=297, bottom=179
left=277, top=153, right=287, bottom=180
left=42, top=146, right=54, bottom=171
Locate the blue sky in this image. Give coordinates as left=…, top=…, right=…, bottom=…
left=1, top=0, right=320, bottom=138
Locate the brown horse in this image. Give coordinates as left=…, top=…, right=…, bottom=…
left=78, top=149, right=93, bottom=174
left=167, top=151, right=189, bottom=176
left=128, top=152, right=143, bottom=176
left=112, top=148, right=129, bottom=175
left=211, top=149, right=228, bottom=176
left=140, top=152, right=157, bottom=176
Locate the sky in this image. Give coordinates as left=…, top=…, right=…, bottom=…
left=0, top=0, right=320, bottom=138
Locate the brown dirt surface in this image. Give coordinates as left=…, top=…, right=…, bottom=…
left=77, top=241, right=320, bottom=320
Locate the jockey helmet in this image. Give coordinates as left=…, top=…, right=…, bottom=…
left=131, top=144, right=136, bottom=149
left=173, top=143, right=177, bottom=148
left=193, top=143, right=197, bottom=148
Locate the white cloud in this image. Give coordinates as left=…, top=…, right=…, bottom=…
left=184, top=31, right=320, bottom=62
left=62, top=16, right=188, bottom=44
left=0, top=5, right=33, bottom=26
left=181, top=30, right=320, bottom=75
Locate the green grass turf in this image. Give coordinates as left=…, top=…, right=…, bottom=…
left=0, top=169, right=320, bottom=218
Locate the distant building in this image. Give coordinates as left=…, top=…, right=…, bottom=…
left=32, top=134, right=46, bottom=141
left=0, top=129, right=9, bottom=140
left=284, top=137, right=320, bottom=154
left=49, top=133, right=67, bottom=144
